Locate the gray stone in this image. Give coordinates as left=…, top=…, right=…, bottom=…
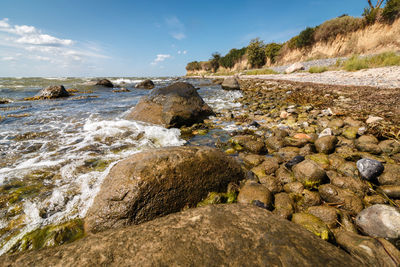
left=36, top=85, right=69, bottom=99
left=285, top=62, right=305, bottom=74
left=356, top=158, right=384, bottom=181
left=221, top=77, right=240, bottom=90
left=135, top=79, right=155, bottom=89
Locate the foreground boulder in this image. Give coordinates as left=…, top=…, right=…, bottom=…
left=35, top=85, right=69, bottom=99
left=125, top=82, right=214, bottom=128
left=135, top=79, right=155, bottom=89
left=285, top=62, right=305, bottom=74
left=2, top=205, right=362, bottom=266
left=221, top=77, right=240, bottom=90
left=85, top=146, right=245, bottom=233
left=95, top=79, right=114, bottom=88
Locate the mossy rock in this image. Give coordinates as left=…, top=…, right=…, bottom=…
left=306, top=154, right=330, bottom=169
left=8, top=219, right=84, bottom=253
left=197, top=192, right=238, bottom=207
left=292, top=213, right=332, bottom=241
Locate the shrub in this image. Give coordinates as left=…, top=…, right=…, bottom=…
left=296, top=27, right=316, bottom=48
left=308, top=66, right=328, bottom=73
left=382, top=0, right=400, bottom=23
left=247, top=38, right=266, bottom=68
left=245, top=69, right=278, bottom=75
left=265, top=43, right=283, bottom=63
left=210, top=52, right=221, bottom=73
left=219, top=47, right=247, bottom=69
left=314, top=16, right=364, bottom=42
left=363, top=7, right=381, bottom=24
left=343, top=52, right=400, bottom=71
left=201, top=61, right=212, bottom=71
left=287, top=36, right=299, bottom=50
left=186, top=61, right=201, bottom=71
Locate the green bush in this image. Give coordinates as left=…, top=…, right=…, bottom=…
left=308, top=66, right=328, bottom=73
left=219, top=47, right=247, bottom=69
left=296, top=27, right=316, bottom=48
left=186, top=61, right=201, bottom=71
left=265, top=43, right=283, bottom=63
left=247, top=38, right=266, bottom=68
left=343, top=52, right=400, bottom=71
left=314, top=16, right=364, bottom=42
left=287, top=36, right=299, bottom=50
left=382, top=0, right=400, bottom=23
left=210, top=53, right=221, bottom=73
left=363, top=7, right=381, bottom=24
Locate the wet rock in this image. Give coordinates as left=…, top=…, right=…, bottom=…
left=273, top=192, right=294, bottom=219
left=0, top=98, right=12, bottom=104
left=258, top=175, right=282, bottom=194
left=85, top=146, right=245, bottom=233
left=378, top=185, right=400, bottom=198
left=364, top=194, right=388, bottom=206
left=342, top=127, right=359, bottom=139
left=292, top=213, right=331, bottom=240
left=379, top=140, right=400, bottom=155
left=261, top=157, right=280, bottom=175
left=327, top=171, right=369, bottom=196
left=338, top=210, right=358, bottom=233
left=319, top=184, right=363, bottom=215
left=221, top=77, right=240, bottom=90
left=335, top=230, right=400, bottom=267
left=283, top=182, right=304, bottom=194
left=135, top=79, right=155, bottom=89
left=284, top=155, right=305, bottom=170
left=265, top=136, right=284, bottom=151
left=356, top=204, right=400, bottom=241
left=276, top=165, right=296, bottom=184
left=276, top=146, right=300, bottom=161
left=1, top=205, right=362, bottom=266
left=283, top=137, right=309, bottom=148
left=299, top=144, right=315, bottom=156
left=113, top=88, right=130, bottom=93
left=237, top=182, right=273, bottom=209
left=231, top=135, right=266, bottom=154
left=296, top=189, right=322, bottom=210
left=285, top=62, right=305, bottom=74
left=378, top=164, right=400, bottom=185
left=35, top=85, right=70, bottom=99
left=318, top=128, right=332, bottom=138
left=125, top=82, right=214, bottom=128
left=355, top=135, right=382, bottom=154
left=95, top=79, right=114, bottom=88
left=327, top=119, right=344, bottom=129
left=344, top=117, right=363, bottom=127
left=356, top=158, right=384, bottom=181
left=293, top=160, right=326, bottom=188
left=338, top=161, right=359, bottom=178
left=306, top=153, right=330, bottom=169
left=240, top=153, right=265, bottom=167
left=307, top=206, right=338, bottom=228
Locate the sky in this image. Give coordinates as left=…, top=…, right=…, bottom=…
left=0, top=0, right=367, bottom=77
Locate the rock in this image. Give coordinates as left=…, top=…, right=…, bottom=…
left=273, top=192, right=294, bottom=219
left=355, top=135, right=382, bottom=154
left=379, top=140, right=400, bottom=155
left=237, top=182, right=273, bottom=209
left=231, top=135, right=266, bottom=154
left=315, top=136, right=337, bottom=154
left=335, top=230, right=400, bottom=267
left=355, top=204, right=400, bottom=241
left=306, top=153, right=330, bottom=169
left=85, top=146, right=245, bottom=233
left=293, top=160, right=326, bottom=188
left=265, top=136, right=284, bottom=151
left=258, top=175, right=283, bottom=194
left=378, top=164, right=400, bottom=185
left=285, top=62, right=305, bottom=74
left=292, top=213, right=331, bottom=240
left=285, top=155, right=305, bottom=170
left=378, top=185, right=400, bottom=198
left=276, top=146, right=300, bottom=161
left=296, top=189, right=322, bottom=210
left=221, top=77, right=240, bottom=90
left=356, top=158, right=384, bottom=181
left=35, top=85, right=69, bottom=99
left=112, top=88, right=130, bottom=93
left=276, top=165, right=296, bottom=184
left=240, top=153, right=265, bottom=167
left=135, top=79, right=155, bottom=89
left=125, top=82, right=214, bottom=128
left=364, top=194, right=388, bottom=206
left=280, top=111, right=289, bottom=119
left=319, top=184, right=363, bottom=215
left=283, top=182, right=304, bottom=194
left=307, top=206, right=338, bottom=228
left=0, top=98, right=11, bottom=104
left=95, top=79, right=114, bottom=88
left=327, top=171, right=369, bottom=196
left=342, top=127, right=359, bottom=139
left=328, top=119, right=344, bottom=129
left=318, top=128, right=332, bottom=138
left=0, top=205, right=362, bottom=266
left=366, top=115, right=383, bottom=124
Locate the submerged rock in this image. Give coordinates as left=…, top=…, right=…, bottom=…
left=125, top=82, right=214, bottom=128
left=1, top=205, right=362, bottom=266
left=35, top=85, right=69, bottom=99
left=95, top=79, right=114, bottom=88
left=356, top=158, right=384, bottom=181
left=221, top=77, right=240, bottom=90
left=85, top=146, right=245, bottom=233
left=135, top=79, right=155, bottom=89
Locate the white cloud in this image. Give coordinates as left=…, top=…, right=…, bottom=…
left=0, top=18, right=10, bottom=28
left=2, top=56, right=15, bottom=61
left=151, top=54, right=171, bottom=65
left=177, top=50, right=187, bottom=55
left=165, top=16, right=186, bottom=40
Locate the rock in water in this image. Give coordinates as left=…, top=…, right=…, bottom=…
left=356, top=158, right=384, bottom=180
left=95, top=79, right=114, bottom=88
left=285, top=62, right=305, bottom=74
left=85, top=146, right=245, bottom=233
left=125, top=82, right=214, bottom=128
left=36, top=85, right=70, bottom=99
left=221, top=77, right=240, bottom=90
left=355, top=204, right=400, bottom=241
left=1, top=205, right=362, bottom=266
left=135, top=79, right=155, bottom=89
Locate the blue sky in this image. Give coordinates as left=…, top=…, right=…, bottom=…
left=0, top=0, right=367, bottom=77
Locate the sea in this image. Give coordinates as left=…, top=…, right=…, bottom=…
left=0, top=77, right=243, bottom=254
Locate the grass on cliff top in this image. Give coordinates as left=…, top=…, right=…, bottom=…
left=244, top=69, right=278, bottom=75
left=308, top=66, right=328, bottom=73
left=343, top=52, right=400, bottom=71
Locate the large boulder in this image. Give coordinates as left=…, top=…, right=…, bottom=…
left=35, top=85, right=69, bottom=99
left=135, top=79, right=155, bottom=89
left=285, top=62, right=305, bottom=74
left=221, top=77, right=240, bottom=90
left=2, top=205, right=362, bottom=266
left=85, top=146, right=245, bottom=233
left=125, top=82, right=214, bottom=128
left=95, top=79, right=114, bottom=88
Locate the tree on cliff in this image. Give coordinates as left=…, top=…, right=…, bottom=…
left=210, top=52, right=221, bottom=73
left=367, top=0, right=385, bottom=9
left=247, top=38, right=266, bottom=68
